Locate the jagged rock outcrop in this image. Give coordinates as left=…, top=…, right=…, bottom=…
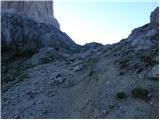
left=114, top=7, right=158, bottom=75
left=127, top=7, right=159, bottom=51
left=1, top=1, right=60, bottom=29
left=150, top=7, right=159, bottom=28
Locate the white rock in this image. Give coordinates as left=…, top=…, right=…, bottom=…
left=73, top=65, right=83, bottom=72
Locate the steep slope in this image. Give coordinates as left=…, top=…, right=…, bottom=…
left=1, top=4, right=159, bottom=119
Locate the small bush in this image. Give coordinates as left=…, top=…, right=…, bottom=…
left=132, top=87, right=149, bottom=100
left=39, top=55, right=54, bottom=64
left=116, top=92, right=126, bottom=99
left=119, top=59, right=129, bottom=69
left=141, top=56, right=152, bottom=66
left=15, top=70, right=29, bottom=80
left=19, top=72, right=29, bottom=80
left=25, top=64, right=36, bottom=69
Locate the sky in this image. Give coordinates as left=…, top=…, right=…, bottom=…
left=54, top=0, right=158, bottom=45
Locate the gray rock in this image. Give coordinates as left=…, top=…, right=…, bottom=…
left=127, top=7, right=159, bottom=51
left=150, top=7, right=159, bottom=28
left=1, top=13, right=79, bottom=54
left=148, top=65, right=159, bottom=80
left=146, top=29, right=158, bottom=37
left=73, top=63, right=84, bottom=72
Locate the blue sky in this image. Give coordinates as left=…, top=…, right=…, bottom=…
left=54, top=1, right=158, bottom=45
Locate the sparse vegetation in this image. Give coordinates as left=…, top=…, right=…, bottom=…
left=15, top=70, right=29, bottom=80
left=6, top=50, right=38, bottom=62
left=131, top=87, right=149, bottom=100
left=86, top=57, right=98, bottom=68
left=14, top=51, right=36, bottom=58
left=119, top=59, right=130, bottom=69
left=39, top=55, right=54, bottom=64
left=140, top=49, right=157, bottom=67
left=116, top=92, right=126, bottom=99
left=25, top=64, right=36, bottom=69
left=88, top=69, right=95, bottom=76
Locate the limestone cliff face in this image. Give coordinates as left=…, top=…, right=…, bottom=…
left=1, top=1, right=60, bottom=29
left=1, top=1, right=79, bottom=59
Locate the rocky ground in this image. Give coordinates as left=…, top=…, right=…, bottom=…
left=1, top=6, right=159, bottom=119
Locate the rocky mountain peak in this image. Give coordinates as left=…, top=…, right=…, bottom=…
left=127, top=7, right=159, bottom=51
left=1, top=1, right=60, bottom=29
left=150, top=7, right=159, bottom=27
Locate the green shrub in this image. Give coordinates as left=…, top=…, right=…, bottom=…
left=116, top=92, right=126, bottom=99
left=132, top=87, right=149, bottom=100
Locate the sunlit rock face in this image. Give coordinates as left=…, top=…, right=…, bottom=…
left=1, top=1, right=60, bottom=29
left=127, top=7, right=159, bottom=51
